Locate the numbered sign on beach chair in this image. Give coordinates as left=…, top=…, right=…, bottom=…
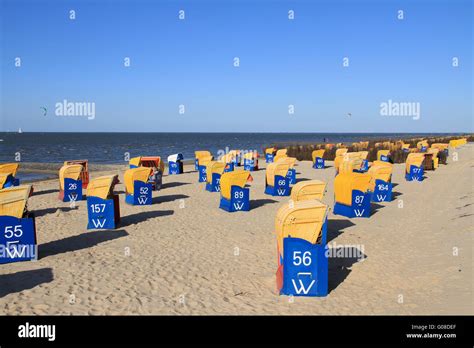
left=0, top=163, right=20, bottom=188
left=290, top=180, right=326, bottom=202
left=63, top=160, right=89, bottom=188
left=333, top=172, right=372, bottom=218
left=0, top=185, right=37, bottom=264
left=168, top=153, right=184, bottom=175
left=265, top=148, right=277, bottom=163
left=219, top=171, right=252, bottom=212
left=129, top=156, right=164, bottom=190
left=205, top=161, right=226, bottom=192
left=86, top=175, right=120, bottom=229
left=243, top=152, right=259, bottom=171
left=58, top=164, right=84, bottom=202
left=368, top=161, right=393, bottom=202
left=276, top=157, right=297, bottom=184
left=312, top=149, right=325, bottom=169
left=405, top=153, right=425, bottom=181
left=265, top=162, right=290, bottom=196
left=275, top=200, right=329, bottom=297
left=195, top=151, right=213, bottom=171
left=124, top=167, right=153, bottom=205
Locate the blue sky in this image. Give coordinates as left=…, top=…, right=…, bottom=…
left=1, top=0, right=472, bottom=132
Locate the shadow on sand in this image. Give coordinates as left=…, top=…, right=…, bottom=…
left=0, top=268, right=54, bottom=298
left=152, top=194, right=189, bottom=204
left=120, top=210, right=174, bottom=227
left=250, top=198, right=278, bottom=209
left=40, top=230, right=129, bottom=258
left=328, top=246, right=367, bottom=293
left=327, top=219, right=356, bottom=243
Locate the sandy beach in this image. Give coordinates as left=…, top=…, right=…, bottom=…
left=0, top=144, right=472, bottom=315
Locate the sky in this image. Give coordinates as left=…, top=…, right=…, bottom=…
left=0, top=0, right=472, bottom=133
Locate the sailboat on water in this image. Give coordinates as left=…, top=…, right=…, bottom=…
left=18, top=128, right=22, bottom=134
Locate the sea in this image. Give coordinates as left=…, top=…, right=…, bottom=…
left=0, top=132, right=464, bottom=164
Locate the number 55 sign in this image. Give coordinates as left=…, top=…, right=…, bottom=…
left=0, top=216, right=37, bottom=264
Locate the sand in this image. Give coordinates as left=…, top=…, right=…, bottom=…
left=0, top=145, right=472, bottom=315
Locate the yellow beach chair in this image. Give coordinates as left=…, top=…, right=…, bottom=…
left=243, top=151, right=259, bottom=171
left=0, top=163, right=20, bottom=188
left=405, top=153, right=425, bottom=181
left=290, top=180, right=326, bottom=202
left=58, top=164, right=84, bottom=202
left=195, top=151, right=213, bottom=170
left=275, top=199, right=329, bottom=296
left=206, top=161, right=226, bottom=192
left=124, top=167, right=153, bottom=205
left=312, top=149, right=325, bottom=169
left=219, top=170, right=252, bottom=212
left=265, top=162, right=290, bottom=196
left=265, top=147, right=277, bottom=163
left=63, top=160, right=89, bottom=188
left=333, top=172, right=372, bottom=217
left=368, top=161, right=393, bottom=202
left=377, top=149, right=390, bottom=162
left=0, top=185, right=33, bottom=219
left=0, top=184, right=37, bottom=263
left=86, top=175, right=120, bottom=229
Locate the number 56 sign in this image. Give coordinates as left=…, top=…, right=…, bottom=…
left=280, top=237, right=328, bottom=297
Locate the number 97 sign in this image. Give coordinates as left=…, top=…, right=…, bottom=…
left=280, top=237, right=328, bottom=297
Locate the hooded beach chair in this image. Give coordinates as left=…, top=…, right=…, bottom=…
left=312, top=149, right=325, bottom=169
left=0, top=163, right=20, bottom=188
left=276, top=157, right=297, bottom=184
left=205, top=161, right=226, bottom=192
left=334, top=149, right=348, bottom=174
left=0, top=185, right=37, bottom=263
left=417, top=140, right=429, bottom=152
left=168, top=153, right=184, bottom=175
left=430, top=143, right=449, bottom=164
left=129, top=156, right=164, bottom=190
left=219, top=153, right=237, bottom=172
left=368, top=161, right=393, bottom=202
left=195, top=151, right=213, bottom=170
left=333, top=172, right=372, bottom=218
left=195, top=152, right=214, bottom=182
left=58, top=164, right=84, bottom=202
left=243, top=152, right=259, bottom=171
left=405, top=153, right=425, bottom=181
left=228, top=150, right=242, bottom=167
left=290, top=180, right=326, bottom=202
left=401, top=144, right=411, bottom=153
left=265, top=162, right=290, bottom=196
left=275, top=199, right=329, bottom=296
left=265, top=147, right=277, bottom=163
left=86, top=175, right=120, bottom=229
left=219, top=170, right=252, bottom=212
left=377, top=150, right=390, bottom=162
left=337, top=152, right=367, bottom=174
left=124, top=167, right=153, bottom=205
left=63, top=160, right=89, bottom=188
